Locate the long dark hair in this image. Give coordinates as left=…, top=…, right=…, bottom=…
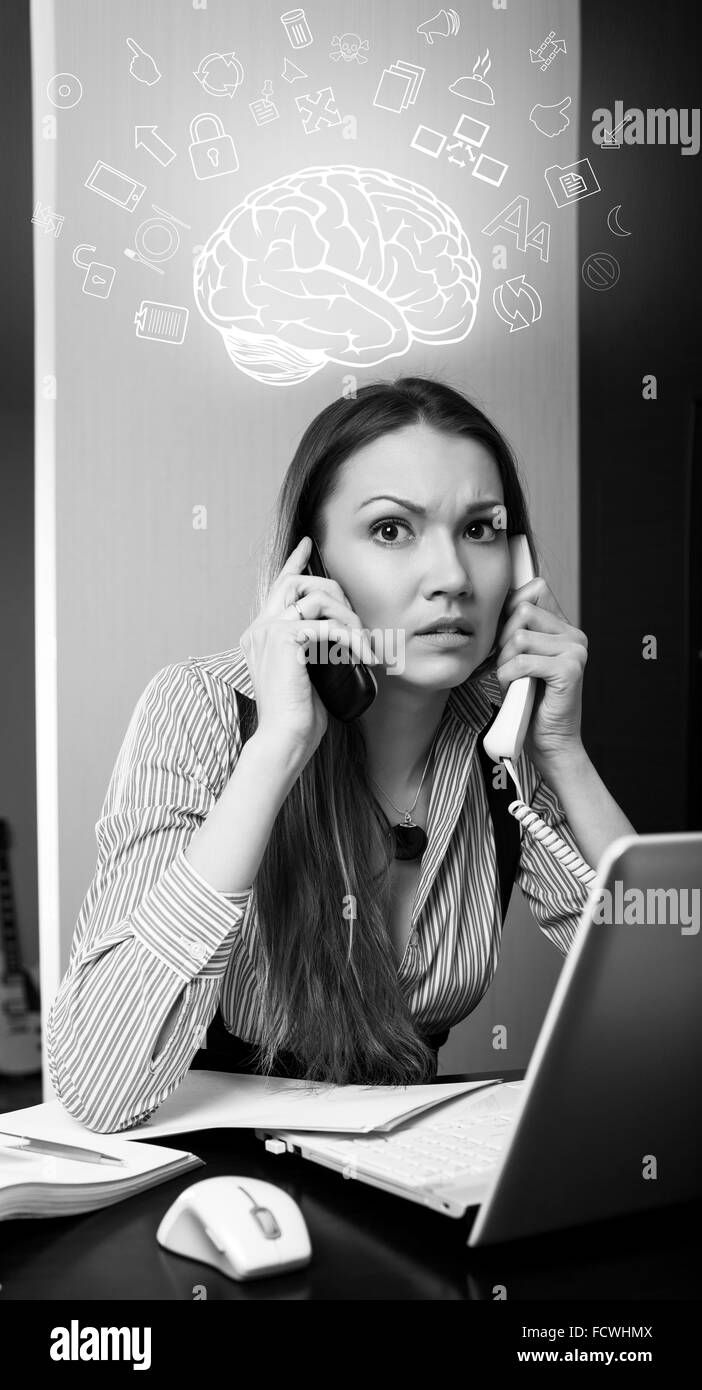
left=245, top=374, right=538, bottom=1084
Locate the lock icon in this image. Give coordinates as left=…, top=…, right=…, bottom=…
left=189, top=113, right=239, bottom=180
left=72, top=244, right=116, bottom=298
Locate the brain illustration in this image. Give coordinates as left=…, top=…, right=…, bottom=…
left=193, top=164, right=481, bottom=386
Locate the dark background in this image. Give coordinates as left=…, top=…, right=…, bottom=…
left=1, top=1, right=700, bottom=1110
left=577, top=0, right=701, bottom=828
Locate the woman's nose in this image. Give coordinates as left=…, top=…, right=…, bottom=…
left=422, top=547, right=474, bottom=594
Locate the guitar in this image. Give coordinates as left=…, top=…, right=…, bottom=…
left=0, top=818, right=42, bottom=1076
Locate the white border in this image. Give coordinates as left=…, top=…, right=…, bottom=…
left=31, top=0, right=60, bottom=1101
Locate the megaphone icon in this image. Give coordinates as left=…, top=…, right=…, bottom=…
left=417, top=8, right=460, bottom=44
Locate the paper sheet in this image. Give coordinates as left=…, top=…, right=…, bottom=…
left=0, top=1071, right=503, bottom=1140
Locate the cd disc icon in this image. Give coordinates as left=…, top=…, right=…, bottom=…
left=47, top=72, right=83, bottom=108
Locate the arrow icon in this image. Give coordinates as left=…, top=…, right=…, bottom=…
left=493, top=274, right=543, bottom=332
left=134, top=125, right=177, bottom=167
left=600, top=109, right=634, bottom=148
left=193, top=51, right=244, bottom=98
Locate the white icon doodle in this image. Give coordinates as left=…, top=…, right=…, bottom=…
left=417, top=9, right=460, bottom=45
left=581, top=252, right=620, bottom=290
left=250, top=81, right=279, bottom=126
left=545, top=158, right=600, bottom=208
left=529, top=30, right=566, bottom=72
left=492, top=275, right=542, bottom=332
left=411, top=126, right=446, bottom=158
left=451, top=112, right=490, bottom=157
left=134, top=299, right=189, bottom=344
left=32, top=202, right=63, bottom=237
left=598, top=110, right=635, bottom=149
left=281, top=58, right=307, bottom=82
left=295, top=87, right=342, bottom=133
left=330, top=34, right=369, bottom=64
left=606, top=203, right=631, bottom=237
left=125, top=204, right=191, bottom=274
left=73, top=245, right=115, bottom=298
left=472, top=154, right=508, bottom=187
left=188, top=114, right=239, bottom=178
left=281, top=9, right=313, bottom=49
left=134, top=125, right=177, bottom=166
left=482, top=196, right=551, bottom=263
left=449, top=50, right=494, bottom=105
left=193, top=164, right=481, bottom=387
left=85, top=161, right=146, bottom=211
left=193, top=51, right=244, bottom=97
left=124, top=250, right=163, bottom=276
left=126, top=37, right=161, bottom=86
left=529, top=97, right=572, bottom=138
left=374, top=62, right=425, bottom=114
left=417, top=113, right=509, bottom=185
left=46, top=73, right=83, bottom=108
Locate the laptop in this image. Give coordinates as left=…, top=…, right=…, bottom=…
left=256, top=831, right=702, bottom=1246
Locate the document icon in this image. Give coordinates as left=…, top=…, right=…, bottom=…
left=134, top=300, right=189, bottom=345
left=544, top=158, right=600, bottom=207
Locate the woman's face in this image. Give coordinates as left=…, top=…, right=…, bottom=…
left=317, top=423, right=513, bottom=691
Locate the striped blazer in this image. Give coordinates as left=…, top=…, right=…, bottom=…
left=47, top=645, right=598, bottom=1133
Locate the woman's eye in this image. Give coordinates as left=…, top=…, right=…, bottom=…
left=370, top=519, right=411, bottom=544
left=369, top=518, right=496, bottom=546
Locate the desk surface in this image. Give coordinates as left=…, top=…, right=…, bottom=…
left=2, top=1070, right=701, bottom=1300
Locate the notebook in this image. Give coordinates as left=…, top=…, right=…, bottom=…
left=254, top=832, right=702, bottom=1246
left=0, top=1129, right=203, bottom=1221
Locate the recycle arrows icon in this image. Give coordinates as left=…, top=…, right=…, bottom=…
left=492, top=274, right=543, bottom=332
left=193, top=51, right=244, bottom=97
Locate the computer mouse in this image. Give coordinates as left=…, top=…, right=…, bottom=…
left=156, top=1175, right=312, bottom=1281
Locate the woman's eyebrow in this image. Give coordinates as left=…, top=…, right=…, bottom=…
left=355, top=494, right=502, bottom=516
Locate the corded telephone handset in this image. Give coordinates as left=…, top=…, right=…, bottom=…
left=480, top=535, right=596, bottom=880
left=481, top=534, right=538, bottom=765
left=303, top=538, right=378, bottom=722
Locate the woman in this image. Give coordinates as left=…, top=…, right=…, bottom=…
left=47, top=375, right=634, bottom=1132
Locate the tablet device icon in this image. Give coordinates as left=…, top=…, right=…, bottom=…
left=85, top=161, right=146, bottom=211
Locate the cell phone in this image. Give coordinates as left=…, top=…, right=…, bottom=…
left=481, top=534, right=538, bottom=763
left=303, top=538, right=378, bottom=722
left=84, top=161, right=146, bottom=211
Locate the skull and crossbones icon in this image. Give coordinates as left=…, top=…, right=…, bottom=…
left=329, top=33, right=369, bottom=64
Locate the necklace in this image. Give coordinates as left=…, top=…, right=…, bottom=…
left=369, top=726, right=441, bottom=861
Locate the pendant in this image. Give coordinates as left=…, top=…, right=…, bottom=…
left=375, top=802, right=428, bottom=861
left=393, top=811, right=428, bottom=860
left=393, top=822, right=428, bottom=860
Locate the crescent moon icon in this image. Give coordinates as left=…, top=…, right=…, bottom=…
left=607, top=203, right=631, bottom=237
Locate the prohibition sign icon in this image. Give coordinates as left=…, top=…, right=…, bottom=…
left=581, top=252, right=621, bottom=290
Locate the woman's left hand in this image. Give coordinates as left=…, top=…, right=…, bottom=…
left=494, top=577, right=588, bottom=766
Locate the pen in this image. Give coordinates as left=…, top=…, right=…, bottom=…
left=0, top=1133, right=127, bottom=1167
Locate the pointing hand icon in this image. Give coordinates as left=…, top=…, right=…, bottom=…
left=126, top=37, right=161, bottom=86
left=529, top=96, right=572, bottom=138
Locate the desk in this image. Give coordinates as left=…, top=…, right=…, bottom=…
left=2, top=1070, right=701, bottom=1300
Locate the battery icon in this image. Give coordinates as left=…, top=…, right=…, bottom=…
left=134, top=299, right=189, bottom=345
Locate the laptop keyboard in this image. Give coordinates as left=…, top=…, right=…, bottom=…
left=301, top=1083, right=523, bottom=1190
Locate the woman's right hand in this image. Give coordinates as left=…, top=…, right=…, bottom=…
left=239, top=536, right=379, bottom=765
